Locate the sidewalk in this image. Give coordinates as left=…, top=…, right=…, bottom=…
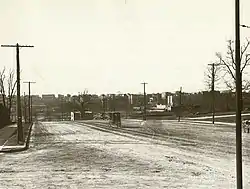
left=0, top=124, right=17, bottom=148
left=0, top=123, right=33, bottom=153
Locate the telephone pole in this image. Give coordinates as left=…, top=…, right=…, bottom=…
left=141, top=82, right=148, bottom=120
left=235, top=0, right=242, bottom=188
left=1, top=43, right=34, bottom=143
left=101, top=95, right=105, bottom=113
left=211, top=63, right=215, bottom=124
left=24, top=92, right=27, bottom=123
left=23, top=81, right=36, bottom=123
left=178, top=87, right=182, bottom=122
left=31, top=95, right=33, bottom=122
left=61, top=98, right=64, bottom=121
left=208, top=63, right=221, bottom=124
left=112, top=94, right=116, bottom=111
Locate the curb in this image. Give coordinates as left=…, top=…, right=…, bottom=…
left=1, top=123, right=34, bottom=153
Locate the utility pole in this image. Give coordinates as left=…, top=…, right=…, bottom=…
left=211, top=63, right=215, bottom=124
left=101, top=94, right=106, bottom=114
left=1, top=43, right=34, bottom=143
left=126, top=94, right=129, bottom=118
left=24, top=92, right=27, bottom=123
left=61, top=98, right=64, bottom=121
left=127, top=93, right=132, bottom=119
left=141, top=82, right=148, bottom=120
left=208, top=63, right=221, bottom=124
left=112, top=94, right=116, bottom=112
left=235, top=0, right=242, bottom=188
left=31, top=95, right=33, bottom=122
left=165, top=92, right=168, bottom=106
left=23, top=81, right=36, bottom=123
left=46, top=105, right=49, bottom=121
left=178, top=87, right=182, bottom=122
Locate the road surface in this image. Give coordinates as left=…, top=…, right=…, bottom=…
left=187, top=113, right=250, bottom=120
left=0, top=120, right=250, bottom=188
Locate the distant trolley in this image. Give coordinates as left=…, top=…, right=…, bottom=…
left=108, top=112, right=121, bottom=128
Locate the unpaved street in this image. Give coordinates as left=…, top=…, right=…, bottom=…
left=0, top=120, right=250, bottom=188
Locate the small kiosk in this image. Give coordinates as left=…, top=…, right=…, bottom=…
left=71, top=111, right=81, bottom=121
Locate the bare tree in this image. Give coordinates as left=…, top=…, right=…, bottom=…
left=7, top=69, right=17, bottom=119
left=0, top=67, right=6, bottom=107
left=216, top=38, right=250, bottom=91
left=0, top=67, right=17, bottom=119
left=79, top=89, right=90, bottom=112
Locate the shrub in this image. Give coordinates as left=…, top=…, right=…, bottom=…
left=0, top=104, right=11, bottom=128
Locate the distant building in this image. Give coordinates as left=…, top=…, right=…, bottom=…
left=155, top=93, right=162, bottom=104
left=91, top=94, right=98, bottom=98
left=107, top=94, right=115, bottom=98
left=71, top=95, right=79, bottom=102
left=156, top=104, right=166, bottom=110
left=167, top=95, right=173, bottom=107
left=31, top=95, right=41, bottom=105
left=65, top=94, right=71, bottom=102
left=32, top=95, right=40, bottom=100
left=42, top=94, right=56, bottom=102
left=58, top=94, right=64, bottom=100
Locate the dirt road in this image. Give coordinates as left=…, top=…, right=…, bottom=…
left=0, top=120, right=249, bottom=188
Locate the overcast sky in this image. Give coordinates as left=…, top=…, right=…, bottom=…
left=0, top=0, right=250, bottom=96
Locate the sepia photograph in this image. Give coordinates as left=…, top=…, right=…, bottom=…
left=0, top=0, right=250, bottom=188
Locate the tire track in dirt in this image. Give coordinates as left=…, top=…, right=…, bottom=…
left=73, top=120, right=250, bottom=159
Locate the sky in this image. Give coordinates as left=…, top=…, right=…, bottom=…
left=0, top=0, right=250, bottom=96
